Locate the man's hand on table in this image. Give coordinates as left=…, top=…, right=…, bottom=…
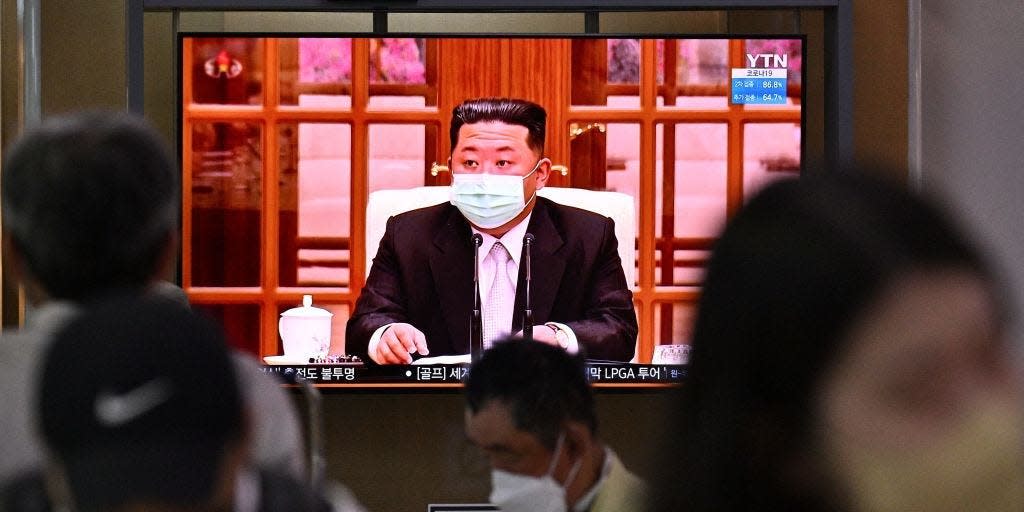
left=373, top=323, right=429, bottom=364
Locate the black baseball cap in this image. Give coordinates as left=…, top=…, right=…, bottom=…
left=38, top=293, right=244, bottom=510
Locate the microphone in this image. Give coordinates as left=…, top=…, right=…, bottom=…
left=471, top=233, right=483, bottom=362
left=522, top=233, right=534, bottom=342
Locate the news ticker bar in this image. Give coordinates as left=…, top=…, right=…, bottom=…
left=261, top=363, right=687, bottom=385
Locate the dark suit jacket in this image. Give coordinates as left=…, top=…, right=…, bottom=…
left=346, top=197, right=638, bottom=362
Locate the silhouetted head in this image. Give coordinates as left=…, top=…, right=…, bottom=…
left=1, top=110, right=178, bottom=302
left=654, top=171, right=1021, bottom=510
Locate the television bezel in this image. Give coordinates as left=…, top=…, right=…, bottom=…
left=132, top=1, right=849, bottom=391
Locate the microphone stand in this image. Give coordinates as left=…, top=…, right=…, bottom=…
left=523, top=233, right=534, bottom=342
left=471, top=233, right=483, bottom=362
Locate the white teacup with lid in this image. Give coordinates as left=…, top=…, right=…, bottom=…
left=278, top=294, right=333, bottom=361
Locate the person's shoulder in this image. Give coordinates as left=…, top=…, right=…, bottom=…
left=0, top=327, right=54, bottom=485
left=0, top=327, right=52, bottom=378
left=0, top=329, right=36, bottom=359
left=0, top=469, right=52, bottom=512
left=229, top=350, right=306, bottom=478
left=0, top=301, right=82, bottom=375
left=257, top=469, right=333, bottom=512
left=591, top=450, right=650, bottom=512
left=389, top=201, right=456, bottom=228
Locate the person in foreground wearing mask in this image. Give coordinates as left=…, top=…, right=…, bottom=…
left=464, top=338, right=648, bottom=512
left=0, top=294, right=332, bottom=512
left=347, top=97, right=637, bottom=364
left=650, top=171, right=1024, bottom=511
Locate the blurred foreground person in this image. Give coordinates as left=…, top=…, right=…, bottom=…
left=0, top=295, right=331, bottom=512
left=464, top=339, right=648, bottom=512
left=652, top=172, right=1024, bottom=511
left=0, top=111, right=303, bottom=480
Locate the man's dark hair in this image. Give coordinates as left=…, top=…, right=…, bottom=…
left=1, top=110, right=178, bottom=300
left=450, top=98, right=546, bottom=154
left=465, top=339, right=596, bottom=451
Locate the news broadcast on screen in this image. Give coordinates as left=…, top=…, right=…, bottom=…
left=179, top=34, right=804, bottom=387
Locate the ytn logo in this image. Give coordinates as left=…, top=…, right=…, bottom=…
left=746, top=53, right=788, bottom=68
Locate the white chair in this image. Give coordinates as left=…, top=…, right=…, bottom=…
left=364, top=186, right=636, bottom=287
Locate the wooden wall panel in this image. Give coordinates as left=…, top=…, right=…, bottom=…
left=437, top=38, right=503, bottom=155
left=507, top=39, right=571, bottom=168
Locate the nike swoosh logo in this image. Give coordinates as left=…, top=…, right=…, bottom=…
left=94, top=378, right=174, bottom=427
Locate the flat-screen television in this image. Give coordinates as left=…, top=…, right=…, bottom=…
left=178, top=33, right=805, bottom=387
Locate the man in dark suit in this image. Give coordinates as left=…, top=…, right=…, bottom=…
left=347, top=98, right=637, bottom=364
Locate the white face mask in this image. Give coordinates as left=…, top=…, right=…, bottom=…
left=489, top=432, right=582, bottom=512
left=829, top=399, right=1024, bottom=512
left=449, top=159, right=543, bottom=229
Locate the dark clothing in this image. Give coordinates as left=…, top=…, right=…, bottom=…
left=347, top=197, right=638, bottom=361
left=0, top=469, right=333, bottom=512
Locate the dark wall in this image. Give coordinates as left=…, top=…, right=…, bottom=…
left=853, top=1, right=908, bottom=175
left=40, top=1, right=126, bottom=115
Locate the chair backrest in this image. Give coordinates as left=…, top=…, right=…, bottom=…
left=364, top=186, right=636, bottom=287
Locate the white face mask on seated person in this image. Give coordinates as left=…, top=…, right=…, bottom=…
left=449, top=158, right=545, bottom=230
left=489, top=431, right=583, bottom=512
left=828, top=398, right=1024, bottom=512
left=819, top=270, right=1024, bottom=512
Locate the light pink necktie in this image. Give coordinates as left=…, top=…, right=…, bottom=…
left=483, top=242, right=514, bottom=349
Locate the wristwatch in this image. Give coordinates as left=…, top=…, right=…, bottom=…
left=545, top=323, right=570, bottom=350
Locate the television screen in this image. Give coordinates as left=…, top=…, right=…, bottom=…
left=179, top=33, right=804, bottom=387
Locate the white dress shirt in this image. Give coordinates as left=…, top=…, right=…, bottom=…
left=475, top=213, right=531, bottom=345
